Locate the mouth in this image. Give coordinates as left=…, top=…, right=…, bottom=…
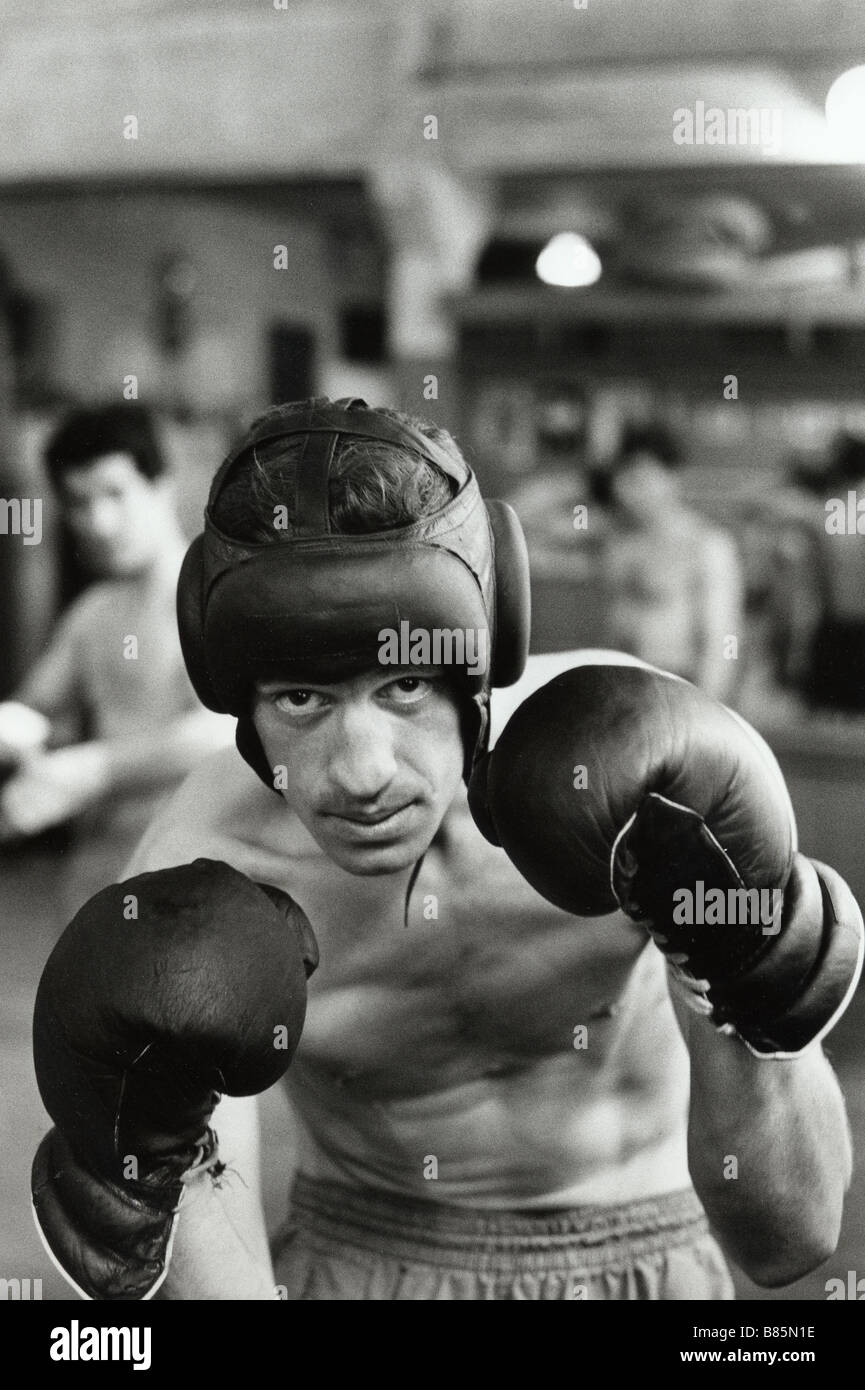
left=321, top=801, right=418, bottom=841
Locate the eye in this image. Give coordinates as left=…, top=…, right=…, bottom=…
left=386, top=676, right=432, bottom=704
left=273, top=688, right=326, bottom=714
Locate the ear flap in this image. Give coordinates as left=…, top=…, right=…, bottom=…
left=466, top=750, right=502, bottom=846
left=235, top=715, right=282, bottom=792
left=177, top=535, right=226, bottom=713
left=485, top=499, right=531, bottom=688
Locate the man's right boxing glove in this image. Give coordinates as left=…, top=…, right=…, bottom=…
left=31, top=858, right=318, bottom=1301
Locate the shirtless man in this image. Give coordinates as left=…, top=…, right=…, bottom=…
left=594, top=424, right=742, bottom=702
left=31, top=399, right=863, bottom=1301
left=0, top=402, right=231, bottom=906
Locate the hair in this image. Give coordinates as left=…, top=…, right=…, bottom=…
left=44, top=403, right=167, bottom=487
left=211, top=403, right=462, bottom=541
left=615, top=423, right=683, bottom=470
left=827, top=431, right=865, bottom=487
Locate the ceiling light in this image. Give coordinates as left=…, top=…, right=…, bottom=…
left=535, top=233, right=602, bottom=288
left=825, top=66, right=865, bottom=159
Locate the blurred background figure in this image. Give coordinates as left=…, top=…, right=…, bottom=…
left=0, top=402, right=231, bottom=912
left=758, top=445, right=834, bottom=703
left=801, top=432, right=865, bottom=713
left=501, top=377, right=591, bottom=558
left=591, top=424, right=743, bottom=700
left=759, top=433, right=865, bottom=714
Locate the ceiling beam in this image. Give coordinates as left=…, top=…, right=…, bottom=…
left=422, top=0, right=865, bottom=75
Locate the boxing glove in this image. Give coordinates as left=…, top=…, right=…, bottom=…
left=31, top=858, right=318, bottom=1300
left=469, top=664, right=864, bottom=1058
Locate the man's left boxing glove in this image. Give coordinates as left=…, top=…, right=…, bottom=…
left=469, top=664, right=864, bottom=1059
left=31, top=858, right=318, bottom=1300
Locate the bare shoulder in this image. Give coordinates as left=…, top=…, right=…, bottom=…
left=489, top=648, right=649, bottom=744
left=53, top=581, right=119, bottom=638
left=124, top=745, right=312, bottom=884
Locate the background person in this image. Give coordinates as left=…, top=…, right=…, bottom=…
left=0, top=401, right=232, bottom=910
left=592, top=424, right=743, bottom=701
left=800, top=432, right=865, bottom=714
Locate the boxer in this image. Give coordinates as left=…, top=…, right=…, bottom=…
left=33, top=398, right=863, bottom=1300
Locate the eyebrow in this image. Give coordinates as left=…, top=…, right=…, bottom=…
left=256, top=676, right=341, bottom=692
left=257, top=666, right=443, bottom=693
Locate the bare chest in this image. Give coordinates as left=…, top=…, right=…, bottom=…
left=80, top=591, right=190, bottom=722
left=293, top=826, right=658, bottom=1098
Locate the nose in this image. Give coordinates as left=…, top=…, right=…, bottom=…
left=327, top=700, right=399, bottom=802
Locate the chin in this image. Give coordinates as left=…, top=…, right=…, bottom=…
left=320, top=825, right=438, bottom=878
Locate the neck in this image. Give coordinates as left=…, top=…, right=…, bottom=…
left=136, top=527, right=187, bottom=587
left=627, top=507, right=681, bottom=535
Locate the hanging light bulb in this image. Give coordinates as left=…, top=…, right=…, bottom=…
left=825, top=66, right=865, bottom=160
left=535, top=232, right=602, bottom=288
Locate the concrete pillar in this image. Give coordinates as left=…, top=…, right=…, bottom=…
left=369, top=156, right=492, bottom=426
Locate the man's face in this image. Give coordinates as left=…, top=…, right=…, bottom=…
left=59, top=453, right=168, bottom=576
left=611, top=452, right=679, bottom=522
left=252, top=668, right=465, bottom=875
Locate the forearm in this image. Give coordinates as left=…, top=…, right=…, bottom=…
left=156, top=1095, right=278, bottom=1302
left=1, top=711, right=232, bottom=835
left=155, top=1176, right=278, bottom=1301
left=679, top=1001, right=851, bottom=1286
left=102, top=710, right=233, bottom=792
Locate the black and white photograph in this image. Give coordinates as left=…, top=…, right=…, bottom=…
left=1, top=0, right=864, bottom=1360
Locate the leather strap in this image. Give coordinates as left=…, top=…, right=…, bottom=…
left=294, top=428, right=338, bottom=536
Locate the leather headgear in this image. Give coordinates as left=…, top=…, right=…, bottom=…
left=177, top=397, right=531, bottom=788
